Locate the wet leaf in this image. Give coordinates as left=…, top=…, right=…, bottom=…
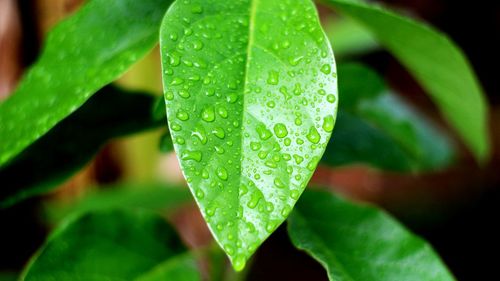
left=0, top=0, right=173, bottom=166
left=288, top=190, right=456, bottom=281
left=322, top=0, right=490, bottom=162
left=160, top=0, right=337, bottom=270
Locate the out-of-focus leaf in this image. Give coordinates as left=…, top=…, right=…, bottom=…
left=21, top=210, right=197, bottom=281
left=324, top=17, right=378, bottom=58
left=160, top=0, right=337, bottom=270
left=0, top=273, right=17, bottom=281
left=0, top=0, right=173, bottom=166
left=288, top=190, right=456, bottom=281
left=322, top=64, right=455, bottom=171
left=0, top=86, right=162, bottom=208
left=136, top=255, right=201, bottom=281
left=322, top=0, right=490, bottom=162
left=43, top=182, right=191, bottom=223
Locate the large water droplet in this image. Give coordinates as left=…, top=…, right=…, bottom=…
left=273, top=123, right=288, bottom=138
left=306, top=126, right=320, bottom=144
left=202, top=106, right=215, bottom=122
left=322, top=115, right=335, bottom=132
left=216, top=167, right=228, bottom=181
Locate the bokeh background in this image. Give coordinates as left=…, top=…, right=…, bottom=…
left=0, top=0, right=499, bottom=280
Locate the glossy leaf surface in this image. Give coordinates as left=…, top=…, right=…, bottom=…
left=322, top=0, right=490, bottom=162
left=322, top=64, right=455, bottom=171
left=160, top=0, right=337, bottom=270
left=0, top=0, right=172, bottom=166
left=0, top=86, right=162, bottom=208
left=22, top=210, right=193, bottom=281
left=288, top=190, right=456, bottom=281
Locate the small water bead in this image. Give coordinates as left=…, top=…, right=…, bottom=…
left=192, top=40, right=204, bottom=50
left=273, top=123, right=288, bottom=138
left=192, top=126, right=207, bottom=144
left=176, top=136, right=186, bottom=145
left=233, top=256, right=247, bottom=272
left=170, top=77, right=184, bottom=85
left=293, top=154, right=304, bottom=164
left=306, top=126, right=321, bottom=144
left=227, top=93, right=239, bottom=103
left=327, top=94, right=336, bottom=103
left=181, top=150, right=202, bottom=162
left=195, top=189, right=205, bottom=199
left=168, top=52, right=181, bottom=66
left=267, top=70, right=279, bottom=85
left=256, top=125, right=272, bottom=140
left=250, top=142, right=261, bottom=151
left=247, top=193, right=261, bottom=209
left=266, top=101, right=276, bottom=108
left=165, top=91, right=174, bottom=100
left=214, top=146, right=225, bottom=154
left=171, top=123, right=182, bottom=131
left=212, top=127, right=225, bottom=139
left=202, top=106, right=215, bottom=122
left=284, top=138, right=291, bottom=146
left=320, top=64, right=331, bottom=74
left=176, top=110, right=189, bottom=121
left=323, top=115, right=335, bottom=132
left=216, top=167, right=228, bottom=181
left=265, top=160, right=277, bottom=168
left=178, top=90, right=190, bottom=98
left=290, top=190, right=300, bottom=200
left=217, top=106, right=228, bottom=118
left=274, top=178, right=285, bottom=189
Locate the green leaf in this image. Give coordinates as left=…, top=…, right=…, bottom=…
left=323, top=17, right=378, bottom=58
left=0, top=86, right=162, bottom=208
left=160, top=0, right=338, bottom=270
left=322, top=64, right=455, bottom=171
left=288, top=190, right=456, bottom=281
left=43, top=182, right=192, bottom=223
left=136, top=254, right=201, bottom=281
left=322, top=0, right=490, bottom=162
left=21, top=210, right=197, bottom=281
left=0, top=0, right=173, bottom=166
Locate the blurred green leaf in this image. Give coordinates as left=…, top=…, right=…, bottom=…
left=322, top=64, right=455, bottom=171
left=43, top=182, right=191, bottom=223
left=288, top=190, right=456, bottom=281
left=324, top=17, right=378, bottom=58
left=322, top=0, right=490, bottom=162
left=21, top=210, right=198, bottom=281
left=0, top=273, right=17, bottom=281
left=160, top=0, right=337, bottom=271
left=0, top=86, right=162, bottom=208
left=0, top=0, right=173, bottom=166
left=136, top=254, right=201, bottom=281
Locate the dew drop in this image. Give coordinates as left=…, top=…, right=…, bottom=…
left=176, top=110, right=189, bottom=121
left=327, top=94, right=336, bottom=103
left=267, top=70, right=279, bottom=85
left=273, top=123, right=288, bottom=138
left=212, top=127, right=225, bottom=139
left=320, top=64, right=331, bottom=74
left=256, top=125, right=272, bottom=140
left=202, top=106, right=215, bottom=122
left=216, top=167, right=228, bottom=181
left=306, top=126, right=321, bottom=144
left=181, top=150, right=202, bottom=162
left=322, top=115, right=335, bottom=132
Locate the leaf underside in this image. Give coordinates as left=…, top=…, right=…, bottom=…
left=160, top=0, right=337, bottom=270
left=288, top=190, right=456, bottom=281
